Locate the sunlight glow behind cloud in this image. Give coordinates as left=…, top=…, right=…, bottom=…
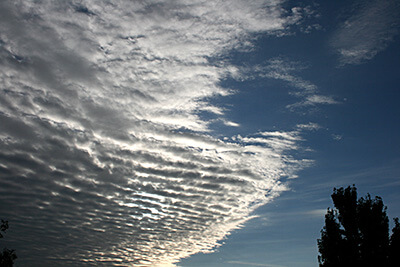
left=0, top=1, right=313, bottom=265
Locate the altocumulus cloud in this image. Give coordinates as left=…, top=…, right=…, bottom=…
left=0, top=1, right=311, bottom=266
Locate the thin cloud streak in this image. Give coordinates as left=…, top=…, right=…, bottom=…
left=235, top=58, right=338, bottom=111
left=0, top=1, right=313, bottom=265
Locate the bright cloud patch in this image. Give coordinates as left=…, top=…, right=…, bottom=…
left=0, top=1, right=311, bottom=265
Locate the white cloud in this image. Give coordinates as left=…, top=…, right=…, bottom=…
left=296, top=122, right=321, bottom=131
left=261, top=58, right=318, bottom=94
left=305, top=209, right=328, bottom=218
left=332, top=134, right=343, bottom=141
left=0, top=0, right=313, bottom=266
left=286, top=94, right=339, bottom=110
left=331, top=0, right=400, bottom=65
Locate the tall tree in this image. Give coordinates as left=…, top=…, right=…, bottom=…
left=0, top=219, right=17, bottom=267
left=389, top=218, right=400, bottom=267
left=317, top=208, right=345, bottom=266
left=318, top=185, right=399, bottom=266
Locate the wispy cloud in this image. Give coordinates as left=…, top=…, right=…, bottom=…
left=304, top=208, right=328, bottom=218
left=263, top=59, right=338, bottom=110
left=0, top=0, right=313, bottom=265
left=236, top=58, right=337, bottom=111
left=331, top=0, right=400, bottom=65
left=286, top=94, right=339, bottom=110
left=332, top=134, right=343, bottom=141
left=296, top=122, right=321, bottom=131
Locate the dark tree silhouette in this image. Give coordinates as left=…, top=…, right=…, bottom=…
left=318, top=185, right=400, bottom=267
left=0, top=219, right=17, bottom=267
left=389, top=218, right=400, bottom=267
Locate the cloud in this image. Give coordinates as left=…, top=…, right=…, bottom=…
left=261, top=59, right=318, bottom=94
left=331, top=0, right=400, bottom=65
left=0, top=0, right=312, bottom=266
left=296, top=122, right=321, bottom=131
left=263, top=59, right=338, bottom=110
left=286, top=94, right=339, bottom=110
left=304, top=209, right=328, bottom=218
left=332, top=134, right=343, bottom=141
left=236, top=58, right=337, bottom=111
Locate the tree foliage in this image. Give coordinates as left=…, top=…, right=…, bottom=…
left=318, top=185, right=400, bottom=266
left=0, top=219, right=17, bottom=267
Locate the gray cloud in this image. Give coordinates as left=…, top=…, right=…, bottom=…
left=331, top=0, right=400, bottom=65
left=0, top=1, right=312, bottom=265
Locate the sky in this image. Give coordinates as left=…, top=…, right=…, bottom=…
left=0, top=0, right=399, bottom=266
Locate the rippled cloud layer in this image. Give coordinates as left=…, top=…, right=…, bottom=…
left=0, top=1, right=311, bottom=265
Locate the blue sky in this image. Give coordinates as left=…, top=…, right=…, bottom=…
left=0, top=0, right=399, bottom=266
